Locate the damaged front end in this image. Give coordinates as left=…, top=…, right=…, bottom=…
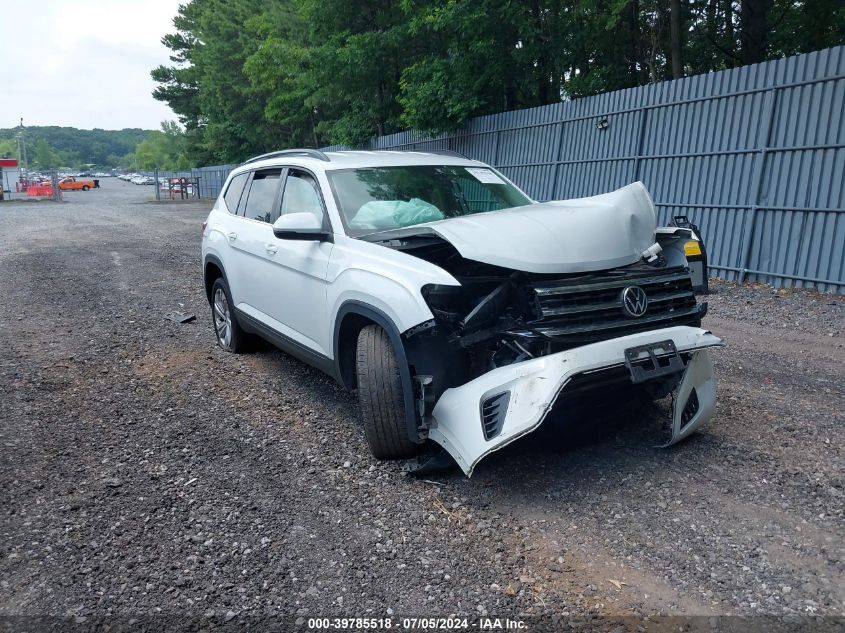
left=429, top=328, right=721, bottom=475
left=392, top=242, right=721, bottom=474
left=370, top=184, right=723, bottom=475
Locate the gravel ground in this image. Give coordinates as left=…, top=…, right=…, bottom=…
left=1, top=180, right=843, bottom=631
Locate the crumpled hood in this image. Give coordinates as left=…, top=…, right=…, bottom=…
left=368, top=182, right=658, bottom=274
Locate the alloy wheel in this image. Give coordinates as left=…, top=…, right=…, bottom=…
left=213, top=287, right=232, bottom=349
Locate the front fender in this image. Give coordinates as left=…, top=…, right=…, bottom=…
left=328, top=269, right=433, bottom=335
left=326, top=235, right=458, bottom=334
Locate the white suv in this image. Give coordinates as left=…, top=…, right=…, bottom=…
left=202, top=149, right=722, bottom=475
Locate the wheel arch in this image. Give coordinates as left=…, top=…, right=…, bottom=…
left=203, top=255, right=227, bottom=304
left=333, top=300, right=421, bottom=445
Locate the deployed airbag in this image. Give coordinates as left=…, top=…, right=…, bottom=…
left=350, top=198, right=444, bottom=230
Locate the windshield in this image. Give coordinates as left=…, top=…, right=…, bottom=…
left=327, top=165, right=532, bottom=237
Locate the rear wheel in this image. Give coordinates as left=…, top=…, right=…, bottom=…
left=355, top=324, right=419, bottom=459
left=211, top=278, right=248, bottom=353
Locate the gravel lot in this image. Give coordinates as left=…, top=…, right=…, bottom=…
left=1, top=180, right=843, bottom=631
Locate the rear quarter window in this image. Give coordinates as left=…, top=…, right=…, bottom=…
left=223, top=173, right=249, bottom=214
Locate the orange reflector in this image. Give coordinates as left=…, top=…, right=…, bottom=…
left=684, top=240, right=702, bottom=257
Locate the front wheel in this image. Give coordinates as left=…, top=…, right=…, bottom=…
left=82, top=185, right=90, bottom=191
left=210, top=278, right=248, bottom=353
left=355, top=325, right=420, bottom=459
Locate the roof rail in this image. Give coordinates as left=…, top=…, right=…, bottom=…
left=412, top=149, right=468, bottom=159
left=341, top=148, right=470, bottom=159
left=242, top=149, right=330, bottom=164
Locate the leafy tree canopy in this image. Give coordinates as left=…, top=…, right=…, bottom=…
left=0, top=126, right=156, bottom=169
left=134, top=122, right=192, bottom=171
left=151, top=0, right=844, bottom=162
left=0, top=123, right=192, bottom=171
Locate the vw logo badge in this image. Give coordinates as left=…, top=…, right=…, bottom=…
left=621, top=286, right=648, bottom=318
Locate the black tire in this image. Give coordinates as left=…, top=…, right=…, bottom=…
left=82, top=185, right=90, bottom=191
left=355, top=324, right=419, bottom=459
left=210, top=277, right=248, bottom=353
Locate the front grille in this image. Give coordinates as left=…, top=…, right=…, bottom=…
left=523, top=266, right=700, bottom=345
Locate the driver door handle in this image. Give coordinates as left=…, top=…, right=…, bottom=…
left=227, top=232, right=237, bottom=242
left=265, top=244, right=278, bottom=255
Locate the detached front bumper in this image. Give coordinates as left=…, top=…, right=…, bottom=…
left=428, top=326, right=723, bottom=476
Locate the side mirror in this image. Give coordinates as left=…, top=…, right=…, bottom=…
left=272, top=212, right=332, bottom=242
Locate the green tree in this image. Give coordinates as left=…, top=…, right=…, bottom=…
left=0, top=126, right=151, bottom=167
left=151, top=0, right=291, bottom=162
left=0, top=138, right=17, bottom=158
left=242, top=1, right=325, bottom=147
left=133, top=122, right=191, bottom=170
left=120, top=152, right=137, bottom=170
left=398, top=0, right=520, bottom=133
left=298, top=0, right=409, bottom=144
left=768, top=0, right=845, bottom=57
left=151, top=0, right=845, bottom=159
left=32, top=138, right=60, bottom=169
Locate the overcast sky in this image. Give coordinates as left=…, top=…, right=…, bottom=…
left=0, top=0, right=184, bottom=130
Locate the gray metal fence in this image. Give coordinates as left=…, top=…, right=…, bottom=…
left=200, top=46, right=845, bottom=293
left=192, top=165, right=236, bottom=199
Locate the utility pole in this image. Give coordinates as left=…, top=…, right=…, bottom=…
left=16, top=118, right=28, bottom=177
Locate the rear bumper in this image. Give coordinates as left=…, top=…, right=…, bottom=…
left=428, top=326, right=723, bottom=476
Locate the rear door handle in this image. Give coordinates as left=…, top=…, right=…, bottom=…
left=265, top=244, right=278, bottom=255
left=227, top=232, right=237, bottom=242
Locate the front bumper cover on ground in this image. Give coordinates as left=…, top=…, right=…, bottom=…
left=428, top=326, right=723, bottom=476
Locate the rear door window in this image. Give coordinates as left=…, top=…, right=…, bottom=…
left=242, top=169, right=282, bottom=222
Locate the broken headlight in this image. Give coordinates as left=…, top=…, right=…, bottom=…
left=421, top=283, right=464, bottom=325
